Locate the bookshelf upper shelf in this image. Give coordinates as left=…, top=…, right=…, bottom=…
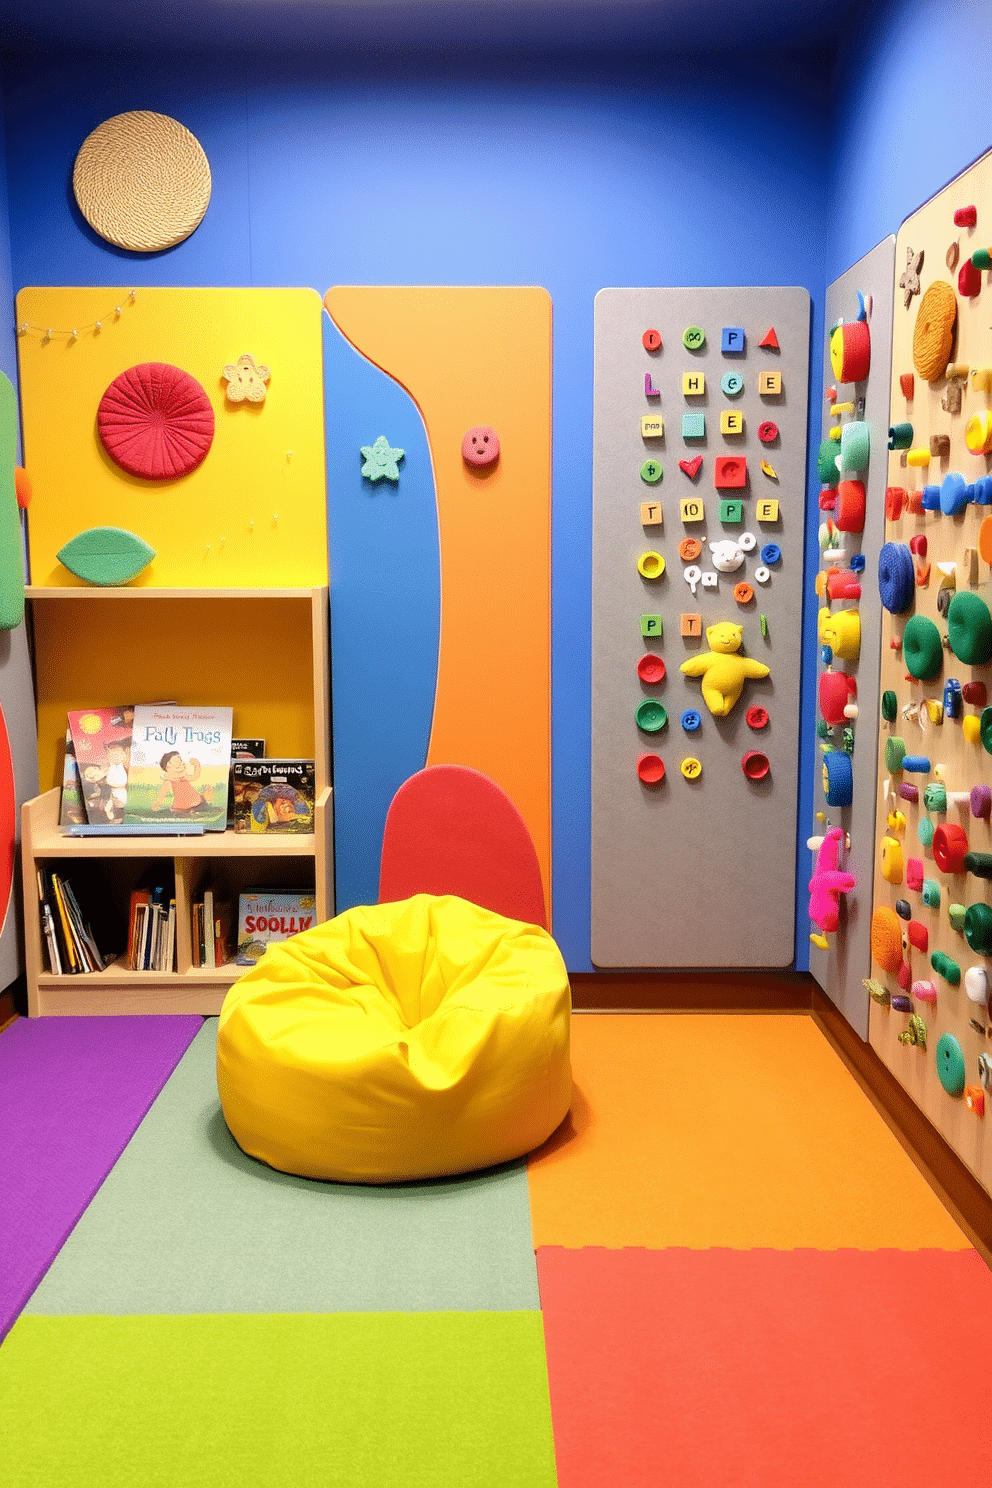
left=26, top=787, right=330, bottom=859
left=26, top=586, right=326, bottom=601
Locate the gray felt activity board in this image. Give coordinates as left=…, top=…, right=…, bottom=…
left=592, top=287, right=810, bottom=967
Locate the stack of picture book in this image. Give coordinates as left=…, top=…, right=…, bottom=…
left=59, top=705, right=315, bottom=837
left=190, top=886, right=235, bottom=969
left=37, top=869, right=107, bottom=975
left=126, top=886, right=177, bottom=972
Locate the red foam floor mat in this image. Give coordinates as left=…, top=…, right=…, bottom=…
left=537, top=1245, right=992, bottom=1488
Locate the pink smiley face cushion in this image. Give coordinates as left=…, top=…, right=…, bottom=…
left=461, top=426, right=500, bottom=468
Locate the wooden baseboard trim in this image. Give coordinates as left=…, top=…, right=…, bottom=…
left=570, top=970, right=814, bottom=1012
left=811, top=988, right=992, bottom=1268
left=0, top=988, right=18, bottom=1034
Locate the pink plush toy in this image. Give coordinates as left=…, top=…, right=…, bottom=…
left=808, top=827, right=856, bottom=934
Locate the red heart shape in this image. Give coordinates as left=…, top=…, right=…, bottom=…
left=679, top=456, right=703, bottom=479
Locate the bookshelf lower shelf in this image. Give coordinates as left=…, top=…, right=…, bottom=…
left=22, top=786, right=334, bottom=1016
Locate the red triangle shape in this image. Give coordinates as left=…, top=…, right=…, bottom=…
left=759, top=326, right=779, bottom=350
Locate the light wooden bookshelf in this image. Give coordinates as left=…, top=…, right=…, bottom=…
left=22, top=585, right=333, bottom=1016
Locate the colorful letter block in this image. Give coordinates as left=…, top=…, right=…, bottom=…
left=722, top=326, right=745, bottom=354
left=759, top=370, right=782, bottom=396
left=680, top=497, right=705, bottom=523
left=640, top=501, right=663, bottom=526
left=682, top=413, right=705, bottom=439
left=720, top=410, right=744, bottom=435
left=756, top=498, right=779, bottom=522
left=682, top=371, right=705, bottom=396
left=641, top=614, right=663, bottom=639
left=641, top=414, right=664, bottom=439
left=719, top=499, right=744, bottom=523
left=680, top=613, right=703, bottom=637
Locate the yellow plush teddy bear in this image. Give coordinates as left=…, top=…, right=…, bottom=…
left=680, top=621, right=770, bottom=717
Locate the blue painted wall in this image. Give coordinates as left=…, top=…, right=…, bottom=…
left=2, top=45, right=836, bottom=971
left=827, top=0, right=990, bottom=279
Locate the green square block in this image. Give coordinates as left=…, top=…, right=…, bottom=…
left=640, top=614, right=663, bottom=640
left=719, top=499, right=743, bottom=524
left=682, top=412, right=705, bottom=439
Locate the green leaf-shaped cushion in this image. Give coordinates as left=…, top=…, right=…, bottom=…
left=56, top=527, right=156, bottom=586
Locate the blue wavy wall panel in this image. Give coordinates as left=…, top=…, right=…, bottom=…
left=322, top=310, right=440, bottom=911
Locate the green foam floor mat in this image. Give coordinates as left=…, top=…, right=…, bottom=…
left=0, top=1311, right=559, bottom=1488
left=27, top=1021, right=541, bottom=1316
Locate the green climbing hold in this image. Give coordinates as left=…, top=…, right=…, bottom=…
left=935, top=1033, right=966, bottom=1096
left=881, top=691, right=898, bottom=722
left=918, top=818, right=935, bottom=848
left=930, top=950, right=961, bottom=985
left=902, top=615, right=943, bottom=680
left=946, top=591, right=992, bottom=665
left=980, top=706, right=992, bottom=756
left=964, top=901, right=992, bottom=953
left=817, top=441, right=839, bottom=485
left=884, top=736, right=906, bottom=772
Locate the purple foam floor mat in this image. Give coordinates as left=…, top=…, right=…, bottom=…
left=0, top=1015, right=202, bottom=1341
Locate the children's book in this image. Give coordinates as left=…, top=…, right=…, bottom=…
left=67, top=707, right=136, bottom=825
left=58, top=727, right=87, bottom=827
left=124, top=706, right=233, bottom=832
left=232, top=760, right=315, bottom=834
left=226, top=738, right=266, bottom=827
left=236, top=890, right=317, bottom=966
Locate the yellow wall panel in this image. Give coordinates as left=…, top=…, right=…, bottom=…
left=16, top=288, right=327, bottom=589
left=31, top=595, right=317, bottom=792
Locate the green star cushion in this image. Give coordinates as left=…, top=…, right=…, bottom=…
left=360, top=435, right=405, bottom=481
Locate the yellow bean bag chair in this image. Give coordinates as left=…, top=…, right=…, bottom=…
left=216, top=894, right=572, bottom=1183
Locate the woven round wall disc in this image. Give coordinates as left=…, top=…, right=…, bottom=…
left=98, top=363, right=214, bottom=480
left=912, top=280, right=956, bottom=382
left=73, top=111, right=211, bottom=252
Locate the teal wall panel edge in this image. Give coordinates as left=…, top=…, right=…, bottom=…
left=322, top=310, right=440, bottom=912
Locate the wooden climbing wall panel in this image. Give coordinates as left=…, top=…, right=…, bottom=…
left=870, top=149, right=992, bottom=1196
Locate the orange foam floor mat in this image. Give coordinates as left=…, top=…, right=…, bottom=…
left=527, top=1014, right=970, bottom=1249
left=537, top=1245, right=992, bottom=1488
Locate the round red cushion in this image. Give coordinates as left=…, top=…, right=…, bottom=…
left=97, top=362, right=214, bottom=480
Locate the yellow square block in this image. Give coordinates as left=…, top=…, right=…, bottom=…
left=756, top=498, right=779, bottom=522
left=759, top=370, right=782, bottom=396
left=640, top=414, right=664, bottom=439
left=682, top=372, right=705, bottom=396
left=720, top=410, right=744, bottom=435
left=640, top=501, right=663, bottom=526
left=680, top=497, right=705, bottom=523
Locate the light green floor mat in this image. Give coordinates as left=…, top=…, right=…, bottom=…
left=27, top=1021, right=541, bottom=1316
left=0, top=1311, right=559, bottom=1488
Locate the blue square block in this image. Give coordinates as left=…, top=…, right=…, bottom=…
left=682, top=412, right=705, bottom=439
left=722, top=326, right=746, bottom=354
